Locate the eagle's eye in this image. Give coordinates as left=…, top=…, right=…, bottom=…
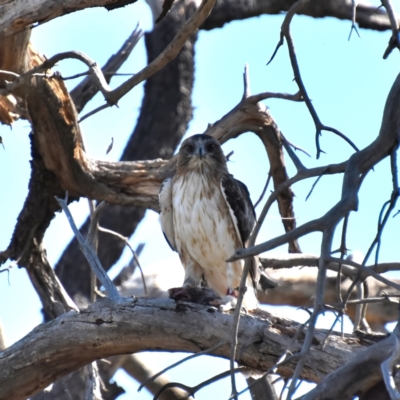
left=184, top=144, right=194, bottom=153
left=205, top=142, right=216, bottom=152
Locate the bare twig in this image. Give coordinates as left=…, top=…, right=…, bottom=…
left=337, top=295, right=399, bottom=306
left=347, top=152, right=400, bottom=329
left=254, top=170, right=272, bottom=208
left=336, top=215, right=349, bottom=304
left=305, top=173, right=324, bottom=201
left=348, top=0, right=361, bottom=40
left=55, top=193, right=120, bottom=300
left=360, top=274, right=371, bottom=331
left=321, top=311, right=342, bottom=349
left=64, top=71, right=138, bottom=80
left=353, top=280, right=365, bottom=332
left=88, top=201, right=107, bottom=250
left=228, top=162, right=347, bottom=261
left=364, top=148, right=400, bottom=267
left=281, top=133, right=307, bottom=172
left=269, top=0, right=359, bottom=158
left=0, top=263, right=14, bottom=285
left=120, top=353, right=192, bottom=400
left=70, top=24, right=143, bottom=113
left=2, top=0, right=215, bottom=122
left=138, top=341, right=228, bottom=392
left=79, top=0, right=216, bottom=119
left=267, top=35, right=284, bottom=66
left=106, top=137, right=114, bottom=155
left=79, top=103, right=110, bottom=122
left=154, top=367, right=246, bottom=400
left=232, top=349, right=303, bottom=399
left=98, top=227, right=147, bottom=295
left=334, top=216, right=350, bottom=336
left=286, top=228, right=334, bottom=398
left=243, top=63, right=251, bottom=99
left=327, top=256, right=400, bottom=292
left=88, top=201, right=107, bottom=302
left=229, top=259, right=251, bottom=400
left=249, top=90, right=304, bottom=104
left=3, top=51, right=112, bottom=98
left=382, top=0, right=400, bottom=59
left=260, top=253, right=400, bottom=276
left=281, top=132, right=311, bottom=157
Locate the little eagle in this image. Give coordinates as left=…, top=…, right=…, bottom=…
left=159, top=134, right=259, bottom=310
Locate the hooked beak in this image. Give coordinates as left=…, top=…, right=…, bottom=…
left=197, top=145, right=204, bottom=159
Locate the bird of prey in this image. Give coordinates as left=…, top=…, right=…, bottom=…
left=159, top=134, right=259, bottom=310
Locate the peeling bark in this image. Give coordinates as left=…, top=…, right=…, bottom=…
left=0, top=32, right=43, bottom=124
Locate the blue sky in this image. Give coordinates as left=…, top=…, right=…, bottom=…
left=1, top=0, right=400, bottom=398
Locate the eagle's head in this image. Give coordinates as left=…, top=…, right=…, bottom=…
left=176, top=134, right=228, bottom=175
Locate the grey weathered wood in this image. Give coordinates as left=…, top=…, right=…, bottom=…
left=0, top=298, right=385, bottom=400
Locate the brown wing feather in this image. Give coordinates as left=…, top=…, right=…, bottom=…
left=220, top=174, right=256, bottom=245
left=220, top=174, right=259, bottom=288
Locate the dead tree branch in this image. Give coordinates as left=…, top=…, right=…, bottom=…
left=231, top=70, right=400, bottom=261
left=0, top=0, right=139, bottom=36
left=1, top=0, right=395, bottom=37
left=267, top=0, right=359, bottom=159
left=382, top=0, right=400, bottom=59
left=55, top=194, right=120, bottom=300
left=303, top=327, right=398, bottom=400
left=122, top=354, right=193, bottom=400
left=202, top=0, right=393, bottom=32
left=0, top=298, right=387, bottom=400
left=70, top=24, right=143, bottom=113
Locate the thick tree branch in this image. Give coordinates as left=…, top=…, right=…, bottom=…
left=119, top=255, right=400, bottom=331
left=24, top=241, right=79, bottom=319
left=0, top=298, right=387, bottom=400
left=203, top=0, right=393, bottom=32
left=0, top=0, right=138, bottom=36
left=0, top=32, right=43, bottom=124
left=1, top=0, right=394, bottom=36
